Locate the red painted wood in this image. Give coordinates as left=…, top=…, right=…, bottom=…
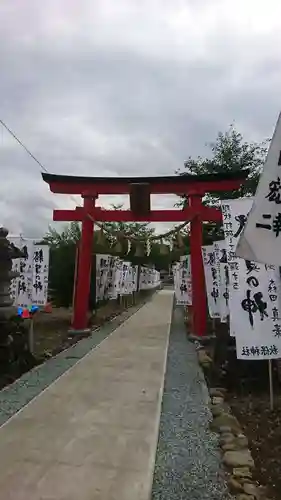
left=189, top=195, right=207, bottom=337
left=53, top=206, right=222, bottom=223
left=72, top=197, right=95, bottom=330
left=47, top=178, right=245, bottom=196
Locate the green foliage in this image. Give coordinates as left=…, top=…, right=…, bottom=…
left=102, top=204, right=155, bottom=240
left=44, top=222, right=81, bottom=247
left=180, top=125, right=268, bottom=204
left=177, top=124, right=269, bottom=243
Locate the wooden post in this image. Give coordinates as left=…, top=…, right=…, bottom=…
left=72, top=196, right=95, bottom=331
left=189, top=194, right=207, bottom=336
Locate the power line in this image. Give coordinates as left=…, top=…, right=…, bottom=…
left=0, top=118, right=49, bottom=173
left=0, top=118, right=187, bottom=241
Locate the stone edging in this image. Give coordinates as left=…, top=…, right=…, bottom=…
left=198, top=348, right=269, bottom=500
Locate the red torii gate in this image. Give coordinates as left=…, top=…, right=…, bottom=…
left=42, top=171, right=248, bottom=336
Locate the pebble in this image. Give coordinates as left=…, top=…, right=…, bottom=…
left=219, top=425, right=232, bottom=433
left=209, top=388, right=226, bottom=398
left=212, top=396, right=224, bottom=405
left=233, top=467, right=252, bottom=479
left=223, top=449, right=255, bottom=469
left=220, top=433, right=235, bottom=445
left=198, top=349, right=212, bottom=365
left=236, top=435, right=249, bottom=448
left=228, top=476, right=244, bottom=493
left=211, top=404, right=225, bottom=417
left=210, top=413, right=241, bottom=433
left=243, top=482, right=260, bottom=498
left=222, top=442, right=237, bottom=451
left=236, top=495, right=255, bottom=500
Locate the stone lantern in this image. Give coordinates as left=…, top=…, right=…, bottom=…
left=0, top=227, right=36, bottom=381
left=0, top=227, right=24, bottom=316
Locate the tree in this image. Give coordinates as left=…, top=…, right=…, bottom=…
left=43, top=222, right=81, bottom=247
left=177, top=124, right=269, bottom=242
left=101, top=204, right=155, bottom=240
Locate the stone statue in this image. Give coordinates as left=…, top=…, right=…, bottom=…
left=0, top=227, right=25, bottom=312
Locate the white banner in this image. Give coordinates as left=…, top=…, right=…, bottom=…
left=120, top=261, right=132, bottom=295
left=202, top=245, right=220, bottom=318
left=222, top=198, right=281, bottom=359
left=9, top=238, right=49, bottom=307
left=221, top=198, right=253, bottom=336
left=236, top=113, right=281, bottom=266
left=111, top=259, right=123, bottom=299
left=216, top=240, right=230, bottom=323
left=132, top=265, right=138, bottom=292
left=173, top=257, right=192, bottom=305
left=139, top=266, right=160, bottom=290
left=32, top=246, right=50, bottom=306
left=96, top=254, right=111, bottom=302
left=96, top=258, right=158, bottom=301
left=105, top=256, right=119, bottom=300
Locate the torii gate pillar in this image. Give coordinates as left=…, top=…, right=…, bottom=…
left=189, top=194, right=207, bottom=337
left=72, top=196, right=95, bottom=331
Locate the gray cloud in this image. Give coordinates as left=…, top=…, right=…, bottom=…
left=0, top=0, right=281, bottom=237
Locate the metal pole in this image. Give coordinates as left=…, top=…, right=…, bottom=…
left=268, top=359, right=274, bottom=411
left=28, top=318, right=34, bottom=354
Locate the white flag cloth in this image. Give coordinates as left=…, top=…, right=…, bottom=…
left=9, top=237, right=50, bottom=307
left=202, top=245, right=220, bottom=318
left=221, top=198, right=281, bottom=359
left=236, top=112, right=281, bottom=266
left=216, top=240, right=230, bottom=323
left=173, top=257, right=192, bottom=305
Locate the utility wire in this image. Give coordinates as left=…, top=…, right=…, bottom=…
left=0, top=118, right=188, bottom=242
left=0, top=119, right=49, bottom=173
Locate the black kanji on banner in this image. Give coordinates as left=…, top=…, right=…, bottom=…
left=234, top=214, right=247, bottom=238
left=33, top=249, right=44, bottom=263
left=245, top=260, right=260, bottom=275
left=266, top=177, right=281, bottom=204
left=211, top=287, right=219, bottom=303
left=241, top=345, right=278, bottom=356
left=241, top=289, right=268, bottom=327
left=256, top=213, right=281, bottom=237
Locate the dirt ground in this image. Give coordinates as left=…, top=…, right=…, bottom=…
left=228, top=390, right=281, bottom=500
left=32, top=296, right=136, bottom=358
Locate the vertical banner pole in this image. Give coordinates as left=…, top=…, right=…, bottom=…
left=268, top=359, right=274, bottom=411
left=72, top=243, right=79, bottom=325
left=28, top=317, right=34, bottom=354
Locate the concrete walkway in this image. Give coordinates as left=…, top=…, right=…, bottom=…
left=0, top=290, right=174, bottom=500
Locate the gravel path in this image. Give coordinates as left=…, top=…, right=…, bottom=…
left=0, top=300, right=149, bottom=426
left=152, top=305, right=229, bottom=500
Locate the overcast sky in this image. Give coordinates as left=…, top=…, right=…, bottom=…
left=1, top=0, right=281, bottom=238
